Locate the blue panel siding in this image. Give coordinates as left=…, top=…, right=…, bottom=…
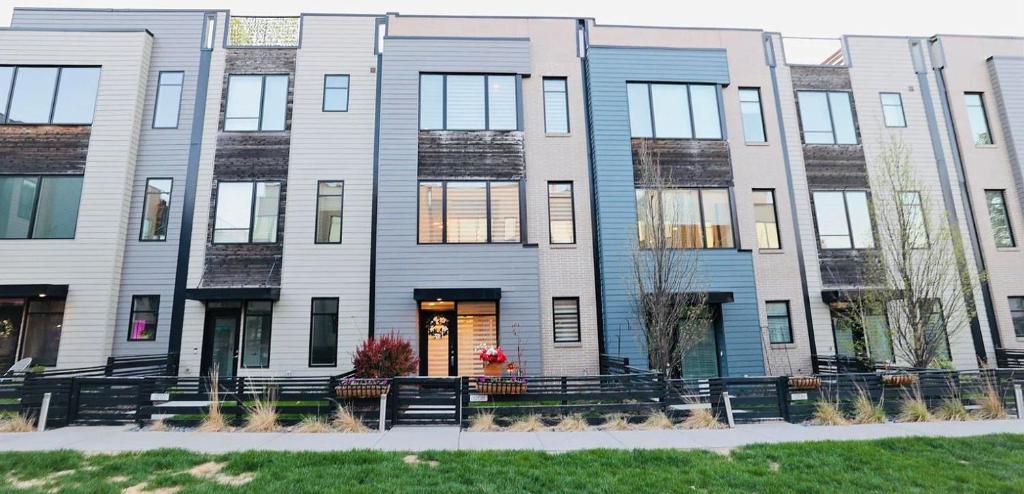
left=585, top=46, right=764, bottom=376
left=374, top=38, right=543, bottom=374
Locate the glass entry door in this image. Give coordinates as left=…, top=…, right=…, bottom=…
left=201, top=306, right=242, bottom=378
left=419, top=300, right=498, bottom=376
left=0, top=300, right=25, bottom=372
left=682, top=312, right=722, bottom=378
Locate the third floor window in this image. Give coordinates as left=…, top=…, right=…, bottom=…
left=419, top=74, right=518, bottom=131
left=797, top=90, right=857, bottom=144
left=224, top=74, right=289, bottom=131
left=0, top=66, right=100, bottom=125
left=627, top=82, right=722, bottom=139
left=965, top=93, right=993, bottom=145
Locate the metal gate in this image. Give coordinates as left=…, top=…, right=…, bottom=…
left=68, top=377, right=148, bottom=425
left=391, top=377, right=460, bottom=426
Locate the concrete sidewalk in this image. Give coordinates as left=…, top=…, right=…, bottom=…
left=0, top=420, right=1021, bottom=453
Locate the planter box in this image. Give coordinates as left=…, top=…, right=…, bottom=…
left=477, top=381, right=527, bottom=395
left=788, top=376, right=821, bottom=390
left=881, top=374, right=917, bottom=387
left=335, top=381, right=390, bottom=399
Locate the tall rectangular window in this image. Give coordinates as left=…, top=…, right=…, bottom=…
left=153, top=71, right=184, bottom=128
left=797, top=91, right=858, bottom=144
left=753, top=189, right=780, bottom=249
left=985, top=190, right=1015, bottom=248
left=636, top=188, right=734, bottom=249
left=766, top=301, right=792, bottom=344
left=241, top=301, right=272, bottom=368
left=213, top=181, right=281, bottom=244
left=547, top=182, right=576, bottom=244
left=418, top=181, right=521, bottom=244
left=921, top=299, right=951, bottom=361
left=310, top=298, right=339, bottom=367
left=1010, top=297, right=1024, bottom=338
left=965, top=92, right=992, bottom=145
left=322, top=74, right=350, bottom=112
left=543, top=77, right=569, bottom=133
left=418, top=74, right=518, bottom=131
left=880, top=92, right=906, bottom=128
left=1, top=66, right=100, bottom=125
left=627, top=82, right=722, bottom=139
left=812, top=190, right=875, bottom=249
left=553, top=297, right=581, bottom=343
left=128, top=295, right=159, bottom=341
left=315, top=181, right=343, bottom=244
left=739, top=88, right=766, bottom=143
left=0, top=175, right=84, bottom=239
left=898, top=191, right=928, bottom=249
left=224, top=74, right=289, bottom=131
left=140, top=178, right=172, bottom=241
left=21, top=299, right=65, bottom=367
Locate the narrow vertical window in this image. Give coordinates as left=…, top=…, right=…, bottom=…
left=31, top=176, right=84, bottom=239
left=153, top=71, right=184, bottom=128
left=315, top=181, right=343, bottom=244
left=0, top=67, right=14, bottom=122
left=322, top=74, right=350, bottom=112
left=921, top=299, right=951, bottom=361
left=880, top=92, right=906, bottom=128
left=739, top=88, right=766, bottom=143
left=140, top=178, right=172, bottom=241
left=128, top=295, right=159, bottom=341
left=51, top=67, right=101, bottom=124
left=766, top=301, right=792, bottom=344
left=1009, top=297, right=1024, bottom=338
left=487, top=75, right=517, bottom=130
left=419, top=74, right=444, bottom=130
left=965, top=93, right=992, bottom=145
left=898, top=191, right=928, bottom=248
left=446, top=182, right=487, bottom=243
left=21, top=300, right=65, bottom=367
left=310, top=298, right=339, bottom=367
left=241, top=301, right=272, bottom=368
left=445, top=75, right=485, bottom=130
left=251, top=182, right=281, bottom=243
left=701, top=189, right=733, bottom=248
left=547, top=182, right=576, bottom=244
left=418, top=182, right=444, bottom=243
left=543, top=77, right=569, bottom=133
left=489, top=181, right=520, bottom=243
left=985, top=190, right=1015, bottom=247
left=753, top=189, right=780, bottom=249
left=552, top=297, right=581, bottom=343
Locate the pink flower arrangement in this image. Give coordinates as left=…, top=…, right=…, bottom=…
left=478, top=345, right=507, bottom=364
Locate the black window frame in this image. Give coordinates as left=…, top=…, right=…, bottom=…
left=738, top=87, right=767, bottom=143
left=635, top=186, right=737, bottom=250
left=879, top=92, right=907, bottom=128
left=0, top=65, right=102, bottom=126
left=138, top=177, right=173, bottom=242
left=152, top=70, right=185, bottom=129
left=964, top=92, right=993, bottom=145
left=309, top=297, right=339, bottom=367
left=322, top=74, right=350, bottom=112
left=0, top=174, right=85, bottom=240
left=766, top=300, right=793, bottom=344
left=239, top=300, right=273, bottom=369
left=542, top=76, right=570, bottom=134
left=418, top=73, right=522, bottom=131
left=211, top=180, right=282, bottom=245
left=547, top=181, right=576, bottom=245
left=314, top=180, right=344, bottom=244
left=552, top=297, right=582, bottom=344
left=985, top=189, right=1016, bottom=248
left=1010, top=296, right=1024, bottom=339
left=795, top=89, right=859, bottom=145
left=223, top=73, right=290, bottom=132
left=127, top=294, right=160, bottom=342
left=416, top=179, right=523, bottom=245
left=627, top=81, right=724, bottom=140
left=811, top=189, right=876, bottom=250
left=752, top=188, right=781, bottom=250
left=21, top=298, right=66, bottom=367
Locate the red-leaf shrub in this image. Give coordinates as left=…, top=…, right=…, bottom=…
left=352, top=333, right=419, bottom=378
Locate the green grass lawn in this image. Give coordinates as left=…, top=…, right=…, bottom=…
left=1, top=434, right=1023, bottom=493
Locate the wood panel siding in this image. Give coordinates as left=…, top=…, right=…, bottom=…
left=418, top=130, right=525, bottom=179
left=818, top=250, right=874, bottom=288
left=803, top=144, right=869, bottom=189
left=790, top=65, right=853, bottom=91
left=631, top=138, right=732, bottom=187
left=0, top=126, right=91, bottom=174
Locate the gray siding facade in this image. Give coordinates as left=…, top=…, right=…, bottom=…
left=988, top=56, right=1024, bottom=219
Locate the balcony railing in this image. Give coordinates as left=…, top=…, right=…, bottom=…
left=227, top=16, right=300, bottom=48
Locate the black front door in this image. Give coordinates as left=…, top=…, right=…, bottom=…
left=0, top=300, right=25, bottom=372
left=419, top=304, right=457, bottom=376
left=200, top=307, right=242, bottom=378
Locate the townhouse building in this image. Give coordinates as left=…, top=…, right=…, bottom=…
left=0, top=7, right=1021, bottom=378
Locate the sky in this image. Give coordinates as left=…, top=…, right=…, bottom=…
left=1, top=0, right=1022, bottom=37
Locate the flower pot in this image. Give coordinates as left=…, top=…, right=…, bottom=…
left=478, top=381, right=527, bottom=395
left=335, top=380, right=390, bottom=399
left=881, top=374, right=917, bottom=387
left=483, top=362, right=504, bottom=377
left=788, top=376, right=821, bottom=390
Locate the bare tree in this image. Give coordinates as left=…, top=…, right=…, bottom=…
left=630, top=140, right=709, bottom=377
left=852, top=137, right=977, bottom=369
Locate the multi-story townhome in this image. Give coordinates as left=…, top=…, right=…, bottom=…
left=374, top=14, right=601, bottom=376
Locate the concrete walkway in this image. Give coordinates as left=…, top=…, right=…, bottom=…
left=0, top=420, right=1021, bottom=453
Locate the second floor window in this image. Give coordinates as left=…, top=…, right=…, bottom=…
left=766, top=301, right=792, bottom=344
left=880, top=92, right=906, bottom=128
left=140, top=178, right=172, bottom=241
left=753, top=189, right=780, bottom=249
left=636, top=188, right=734, bottom=249
left=0, top=175, right=84, bottom=239
left=420, top=74, right=518, bottom=131
left=985, top=190, right=1015, bottom=248
left=898, top=191, right=928, bottom=249
left=543, top=77, right=569, bottom=133
left=418, top=181, right=520, bottom=244
left=213, top=181, right=281, bottom=244
left=0, top=66, right=100, bottom=125
left=322, top=74, right=350, bottom=112
left=739, top=88, right=766, bottom=143
left=224, top=74, right=288, bottom=131
left=797, top=90, right=857, bottom=144
left=627, top=82, right=722, bottom=139
left=965, top=93, right=992, bottom=145
left=547, top=182, right=575, bottom=244
left=315, top=181, right=343, bottom=244
left=812, top=190, right=874, bottom=249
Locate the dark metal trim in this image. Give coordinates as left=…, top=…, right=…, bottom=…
left=0, top=284, right=68, bottom=298
left=413, top=288, right=501, bottom=302
left=184, top=287, right=281, bottom=301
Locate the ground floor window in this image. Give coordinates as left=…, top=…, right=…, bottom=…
left=831, top=304, right=894, bottom=363
left=241, top=301, right=273, bottom=368
left=21, top=299, right=66, bottom=367
left=128, top=295, right=159, bottom=341
left=309, top=298, right=339, bottom=367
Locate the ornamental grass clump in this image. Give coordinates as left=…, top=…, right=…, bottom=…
left=197, top=368, right=229, bottom=432
left=599, top=413, right=633, bottom=431
left=811, top=399, right=849, bottom=426
left=896, top=388, right=933, bottom=423
left=971, top=373, right=1008, bottom=420
left=243, top=386, right=280, bottom=432
left=681, top=408, right=726, bottom=430
left=507, top=414, right=546, bottom=432
left=935, top=379, right=969, bottom=421
left=293, top=416, right=333, bottom=433
left=851, top=388, right=886, bottom=424
left=332, top=407, right=371, bottom=433
left=468, top=411, right=501, bottom=432
left=554, top=414, right=589, bottom=432
left=0, top=413, right=35, bottom=433
left=641, top=411, right=674, bottom=430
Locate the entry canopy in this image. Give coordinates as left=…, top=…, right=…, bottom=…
left=185, top=287, right=281, bottom=301
left=414, top=288, right=501, bottom=302
left=0, top=284, right=68, bottom=299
